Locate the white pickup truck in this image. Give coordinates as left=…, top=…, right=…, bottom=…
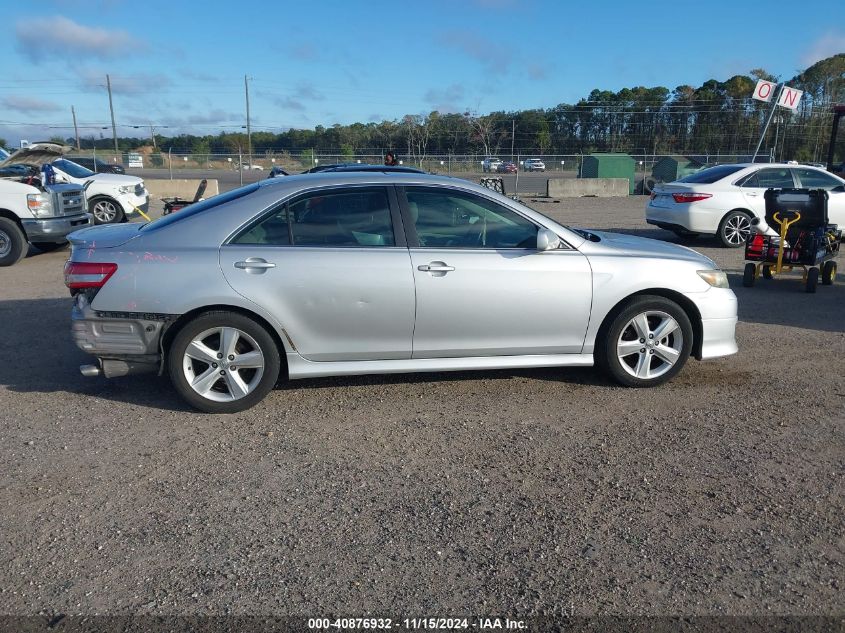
left=0, top=143, right=92, bottom=266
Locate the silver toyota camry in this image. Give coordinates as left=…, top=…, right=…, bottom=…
left=66, top=172, right=738, bottom=413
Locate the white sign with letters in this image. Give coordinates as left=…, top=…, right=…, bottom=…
left=777, top=85, right=803, bottom=110
left=752, top=80, right=776, bottom=102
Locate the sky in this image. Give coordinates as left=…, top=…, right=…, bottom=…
left=1, top=0, right=843, bottom=146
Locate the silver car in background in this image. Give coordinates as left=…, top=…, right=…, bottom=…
left=66, top=173, right=738, bottom=413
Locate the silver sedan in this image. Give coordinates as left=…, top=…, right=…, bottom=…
left=66, top=173, right=738, bottom=413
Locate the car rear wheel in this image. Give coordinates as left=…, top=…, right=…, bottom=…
left=718, top=211, right=752, bottom=248
left=597, top=296, right=693, bottom=388
left=90, top=197, right=125, bottom=224
left=167, top=311, right=281, bottom=413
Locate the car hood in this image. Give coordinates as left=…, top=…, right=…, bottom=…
left=68, top=222, right=144, bottom=249
left=0, top=142, right=71, bottom=168
left=585, top=230, right=716, bottom=266
left=81, top=172, right=143, bottom=185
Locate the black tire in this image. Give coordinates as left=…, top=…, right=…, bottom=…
left=761, top=264, right=773, bottom=280
left=743, top=263, right=757, bottom=287
left=806, top=267, right=819, bottom=293
left=821, top=260, right=836, bottom=285
left=89, top=197, right=125, bottom=224
left=0, top=217, right=28, bottom=267
left=32, top=241, right=68, bottom=252
left=167, top=311, right=281, bottom=413
left=718, top=210, right=753, bottom=248
left=596, top=295, right=693, bottom=388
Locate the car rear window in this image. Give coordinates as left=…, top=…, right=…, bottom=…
left=677, top=165, right=745, bottom=184
left=141, top=184, right=260, bottom=232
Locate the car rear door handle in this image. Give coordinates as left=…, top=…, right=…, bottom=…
left=418, top=263, right=455, bottom=273
left=235, top=258, right=276, bottom=273
left=745, top=192, right=760, bottom=197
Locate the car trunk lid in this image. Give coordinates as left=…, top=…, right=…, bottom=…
left=68, top=222, right=144, bottom=249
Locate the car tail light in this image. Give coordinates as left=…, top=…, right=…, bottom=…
left=672, top=192, right=712, bottom=203
left=64, top=262, right=117, bottom=289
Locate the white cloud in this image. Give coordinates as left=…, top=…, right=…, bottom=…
left=15, top=16, right=143, bottom=63
left=801, top=32, right=845, bottom=67
left=424, top=84, right=465, bottom=113
left=2, top=96, right=62, bottom=113
left=77, top=70, right=170, bottom=95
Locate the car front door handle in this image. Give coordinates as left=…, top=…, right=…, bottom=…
left=746, top=192, right=760, bottom=197
left=418, top=263, right=455, bottom=273
left=235, top=258, right=276, bottom=273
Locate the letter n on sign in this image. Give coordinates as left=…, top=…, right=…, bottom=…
left=777, top=86, right=803, bottom=110
left=753, top=80, right=776, bottom=102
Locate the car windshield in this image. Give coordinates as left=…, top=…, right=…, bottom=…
left=140, top=183, right=260, bottom=232
left=677, top=164, right=745, bottom=184
left=53, top=159, right=95, bottom=178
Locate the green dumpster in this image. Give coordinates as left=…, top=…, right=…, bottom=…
left=581, top=153, right=636, bottom=194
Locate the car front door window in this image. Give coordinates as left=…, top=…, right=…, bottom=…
left=405, top=188, right=538, bottom=249
left=793, top=168, right=842, bottom=189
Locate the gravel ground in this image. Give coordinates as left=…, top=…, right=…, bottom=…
left=0, top=194, right=843, bottom=620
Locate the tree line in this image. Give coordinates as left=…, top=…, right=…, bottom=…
left=64, top=54, right=845, bottom=163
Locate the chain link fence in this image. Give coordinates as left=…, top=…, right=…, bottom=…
left=69, top=150, right=770, bottom=173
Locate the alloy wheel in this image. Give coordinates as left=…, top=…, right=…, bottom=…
left=723, top=214, right=751, bottom=246
left=616, top=310, right=684, bottom=380
left=182, top=326, right=265, bottom=402
left=92, top=199, right=119, bottom=223
left=0, top=230, right=10, bottom=258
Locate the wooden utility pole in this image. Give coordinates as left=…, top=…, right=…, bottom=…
left=71, top=105, right=81, bottom=150
left=106, top=74, right=118, bottom=154
left=244, top=75, right=252, bottom=167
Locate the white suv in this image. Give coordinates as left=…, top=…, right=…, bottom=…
left=482, top=157, right=503, bottom=173
left=523, top=158, right=546, bottom=172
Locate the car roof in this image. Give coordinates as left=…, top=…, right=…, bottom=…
left=304, top=163, right=426, bottom=174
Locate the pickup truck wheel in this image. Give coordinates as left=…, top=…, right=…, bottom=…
left=0, top=218, right=27, bottom=267
left=90, top=197, right=124, bottom=224
left=32, top=241, right=68, bottom=252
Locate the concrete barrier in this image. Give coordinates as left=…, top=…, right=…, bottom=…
left=547, top=178, right=629, bottom=197
left=143, top=179, right=219, bottom=199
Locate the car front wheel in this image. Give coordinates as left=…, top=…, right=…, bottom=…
left=597, top=296, right=693, bottom=387
left=718, top=211, right=752, bottom=248
left=90, top=197, right=125, bottom=224
left=167, top=311, right=281, bottom=413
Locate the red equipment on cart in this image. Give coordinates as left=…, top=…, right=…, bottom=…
left=743, top=188, right=840, bottom=292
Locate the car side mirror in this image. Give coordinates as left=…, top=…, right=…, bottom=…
left=537, top=228, right=561, bottom=251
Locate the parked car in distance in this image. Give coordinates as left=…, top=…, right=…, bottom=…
left=66, top=156, right=126, bottom=174
left=523, top=158, right=546, bottom=172
left=67, top=172, right=738, bottom=413
left=645, top=163, right=845, bottom=247
left=482, top=157, right=503, bottom=173
left=497, top=161, right=518, bottom=174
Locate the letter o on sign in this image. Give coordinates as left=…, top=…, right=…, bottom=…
left=753, top=80, right=776, bottom=103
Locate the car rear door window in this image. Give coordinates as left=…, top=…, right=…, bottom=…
left=233, top=187, right=395, bottom=247
left=748, top=168, right=795, bottom=188
left=405, top=187, right=538, bottom=249
left=793, top=168, right=842, bottom=189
